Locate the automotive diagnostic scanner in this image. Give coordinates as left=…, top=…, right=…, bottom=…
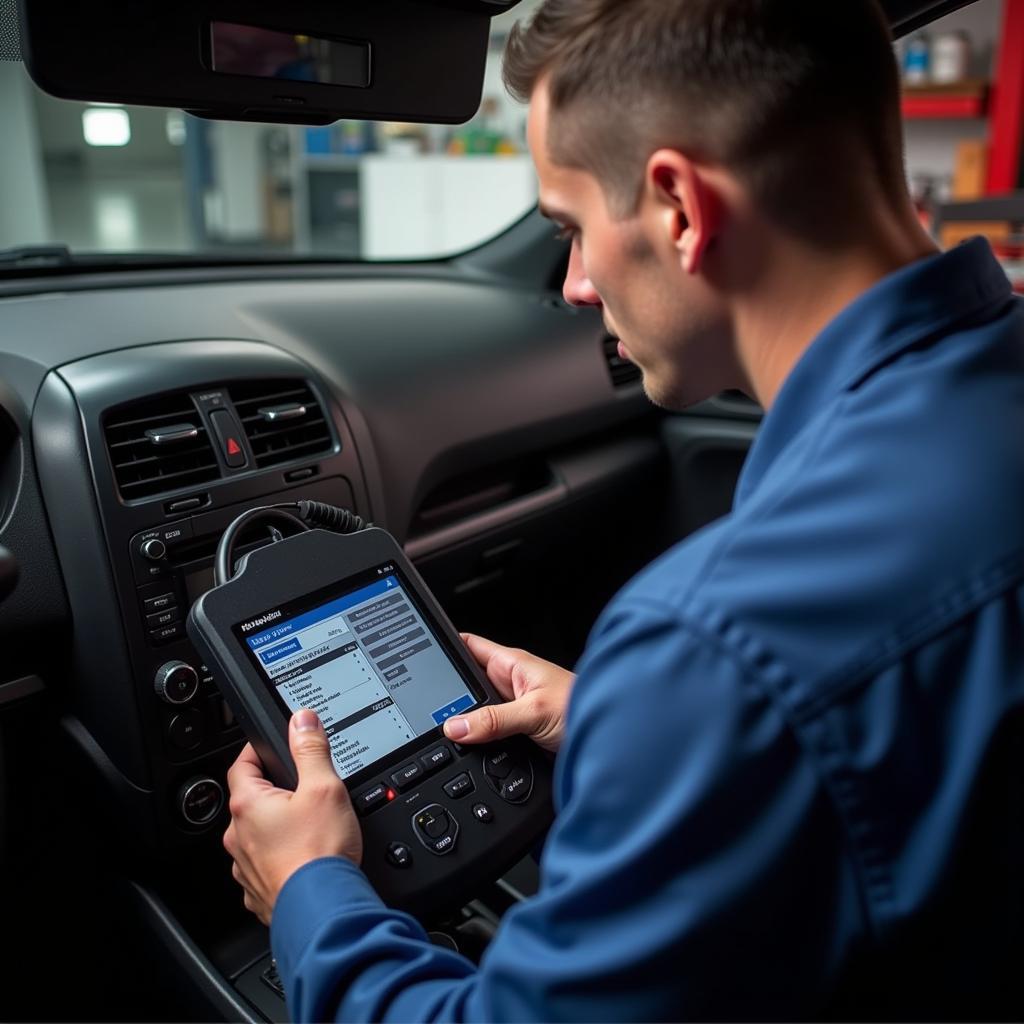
left=187, top=509, right=552, bottom=917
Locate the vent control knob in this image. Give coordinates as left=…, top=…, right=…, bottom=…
left=178, top=777, right=224, bottom=827
left=154, top=660, right=199, bottom=705
left=140, top=538, right=167, bottom=561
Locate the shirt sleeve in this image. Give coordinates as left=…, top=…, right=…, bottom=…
left=271, top=599, right=865, bottom=1022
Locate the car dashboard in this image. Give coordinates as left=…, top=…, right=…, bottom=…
left=0, top=257, right=747, bottom=1021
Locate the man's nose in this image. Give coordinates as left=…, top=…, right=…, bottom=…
left=562, top=245, right=602, bottom=308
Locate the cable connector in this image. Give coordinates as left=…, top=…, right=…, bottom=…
left=295, top=500, right=370, bottom=534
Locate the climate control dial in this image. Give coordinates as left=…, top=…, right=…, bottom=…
left=154, top=660, right=199, bottom=705
left=178, top=777, right=224, bottom=827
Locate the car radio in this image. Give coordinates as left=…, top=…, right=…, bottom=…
left=187, top=524, right=553, bottom=916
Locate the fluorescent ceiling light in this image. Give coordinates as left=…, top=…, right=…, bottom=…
left=83, top=107, right=131, bottom=147
left=165, top=110, right=186, bottom=146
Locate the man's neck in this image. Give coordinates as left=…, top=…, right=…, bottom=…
left=734, top=212, right=938, bottom=410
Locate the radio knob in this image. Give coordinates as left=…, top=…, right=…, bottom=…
left=140, top=538, right=167, bottom=561
left=154, top=660, right=199, bottom=705
left=178, top=777, right=224, bottom=827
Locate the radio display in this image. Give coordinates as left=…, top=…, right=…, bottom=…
left=233, top=564, right=480, bottom=780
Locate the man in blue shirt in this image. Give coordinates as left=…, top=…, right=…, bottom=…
left=224, top=0, right=1024, bottom=1018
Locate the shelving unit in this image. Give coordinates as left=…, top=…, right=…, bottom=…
left=901, top=0, right=1024, bottom=198
left=902, top=79, right=989, bottom=119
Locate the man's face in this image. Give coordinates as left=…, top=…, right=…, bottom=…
left=527, top=82, right=734, bottom=410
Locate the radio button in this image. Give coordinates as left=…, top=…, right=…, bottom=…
left=149, top=623, right=184, bottom=644
left=390, top=761, right=423, bottom=791
left=442, top=773, right=474, bottom=800
left=142, top=591, right=176, bottom=613
left=419, top=745, right=452, bottom=774
left=158, top=522, right=192, bottom=545
left=386, top=842, right=413, bottom=869
left=168, top=709, right=205, bottom=751
left=146, top=607, right=180, bottom=630
left=355, top=783, right=389, bottom=817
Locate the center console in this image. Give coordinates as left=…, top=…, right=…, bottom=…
left=32, top=339, right=380, bottom=1020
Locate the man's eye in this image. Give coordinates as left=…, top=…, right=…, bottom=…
left=554, top=226, right=578, bottom=243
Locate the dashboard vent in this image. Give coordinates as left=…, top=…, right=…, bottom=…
left=104, top=394, right=219, bottom=500
left=230, top=380, right=333, bottom=469
left=603, top=336, right=642, bottom=388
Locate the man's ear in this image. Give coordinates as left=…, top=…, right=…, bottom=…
left=646, top=149, right=722, bottom=275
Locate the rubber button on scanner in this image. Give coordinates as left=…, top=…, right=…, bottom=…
left=386, top=842, right=413, bottom=869
left=390, top=761, right=423, bottom=791
left=412, top=803, right=459, bottom=856
left=482, top=749, right=513, bottom=780
left=355, top=783, right=388, bottom=817
left=419, top=745, right=453, bottom=774
left=442, top=773, right=474, bottom=800
left=500, top=768, right=532, bottom=804
left=414, top=807, right=450, bottom=840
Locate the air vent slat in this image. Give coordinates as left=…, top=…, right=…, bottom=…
left=243, top=416, right=327, bottom=442
left=104, top=407, right=198, bottom=432
left=118, top=463, right=221, bottom=494
left=228, top=380, right=334, bottom=469
left=108, top=428, right=211, bottom=451
left=104, top=393, right=220, bottom=501
left=231, top=387, right=309, bottom=410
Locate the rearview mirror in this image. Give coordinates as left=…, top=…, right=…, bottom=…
left=17, top=0, right=523, bottom=125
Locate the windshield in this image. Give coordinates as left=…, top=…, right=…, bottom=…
left=0, top=4, right=539, bottom=262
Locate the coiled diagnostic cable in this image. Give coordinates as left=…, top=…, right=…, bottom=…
left=214, top=500, right=371, bottom=586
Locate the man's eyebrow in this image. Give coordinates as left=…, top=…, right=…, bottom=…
left=538, top=202, right=574, bottom=224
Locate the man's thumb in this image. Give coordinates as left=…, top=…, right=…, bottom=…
left=289, top=710, right=338, bottom=787
left=443, top=701, right=527, bottom=745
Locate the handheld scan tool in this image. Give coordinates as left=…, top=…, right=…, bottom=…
left=188, top=521, right=552, bottom=916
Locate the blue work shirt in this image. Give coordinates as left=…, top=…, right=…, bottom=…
left=271, top=238, right=1024, bottom=1021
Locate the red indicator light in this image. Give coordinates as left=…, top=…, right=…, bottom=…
left=227, top=437, right=242, bottom=456
left=386, top=788, right=396, bottom=801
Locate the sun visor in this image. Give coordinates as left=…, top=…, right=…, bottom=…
left=16, top=0, right=524, bottom=125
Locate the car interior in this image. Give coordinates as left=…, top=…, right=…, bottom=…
left=0, top=0, right=1017, bottom=1019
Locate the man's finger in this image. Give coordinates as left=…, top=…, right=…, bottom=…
left=289, top=710, right=343, bottom=791
left=443, top=698, right=537, bottom=745
left=227, top=743, right=268, bottom=792
left=462, top=633, right=520, bottom=698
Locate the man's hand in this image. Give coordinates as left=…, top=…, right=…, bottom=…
left=224, top=709, right=361, bottom=926
left=443, top=633, right=574, bottom=753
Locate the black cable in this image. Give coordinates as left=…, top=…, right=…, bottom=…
left=213, top=501, right=371, bottom=585
left=213, top=507, right=308, bottom=586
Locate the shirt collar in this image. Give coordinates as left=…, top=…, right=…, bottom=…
left=734, top=237, right=1014, bottom=506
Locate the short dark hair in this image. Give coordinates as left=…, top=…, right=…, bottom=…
left=504, top=0, right=907, bottom=240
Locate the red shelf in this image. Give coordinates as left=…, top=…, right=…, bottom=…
left=901, top=81, right=989, bottom=120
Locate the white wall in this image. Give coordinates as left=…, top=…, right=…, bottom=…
left=0, top=61, right=51, bottom=245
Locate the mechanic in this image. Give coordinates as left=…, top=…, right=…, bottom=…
left=224, top=0, right=1024, bottom=1019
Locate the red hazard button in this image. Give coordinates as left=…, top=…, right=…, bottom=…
left=210, top=409, right=248, bottom=469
